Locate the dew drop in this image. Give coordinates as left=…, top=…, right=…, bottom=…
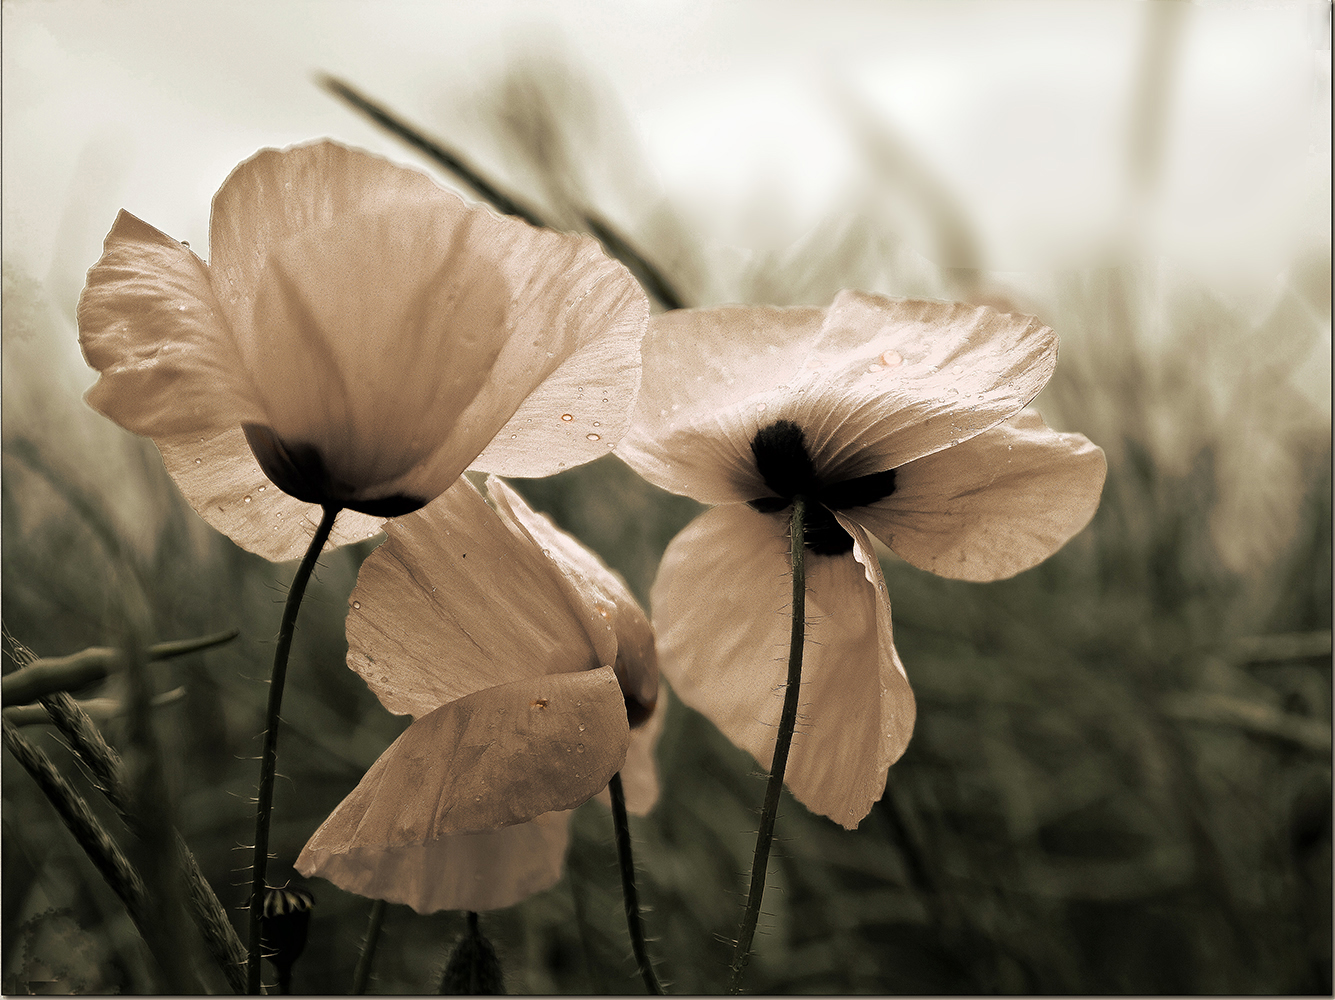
left=258, top=485, right=266, bottom=492
left=592, top=421, right=601, bottom=427
left=542, top=548, right=551, bottom=557
left=952, top=364, right=964, bottom=375
left=474, top=795, right=483, bottom=803
left=881, top=350, right=902, bottom=368
left=181, top=241, right=190, bottom=248
left=576, top=744, right=585, bottom=753
left=756, top=402, right=767, bottom=413
left=561, top=413, right=574, bottom=422
left=867, top=363, right=884, bottom=373
left=194, top=457, right=202, bottom=464
left=352, top=601, right=361, bottom=609
left=947, top=387, right=959, bottom=395
left=586, top=433, right=600, bottom=442
left=578, top=723, right=586, bottom=732
left=176, top=303, right=187, bottom=312
left=243, top=495, right=251, bottom=503
left=510, top=434, right=517, bottom=439
left=601, top=397, right=609, bottom=404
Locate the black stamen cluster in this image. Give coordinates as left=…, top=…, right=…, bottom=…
left=748, top=419, right=897, bottom=556
left=243, top=423, right=425, bottom=517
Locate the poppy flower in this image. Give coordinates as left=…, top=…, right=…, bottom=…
left=296, top=475, right=661, bottom=913
left=617, top=289, right=1106, bottom=829
left=77, top=140, right=648, bottom=561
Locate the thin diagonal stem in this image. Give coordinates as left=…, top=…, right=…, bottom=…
left=609, top=772, right=665, bottom=994
left=728, top=495, right=806, bottom=994
left=351, top=898, right=387, bottom=994
left=247, top=505, right=340, bottom=993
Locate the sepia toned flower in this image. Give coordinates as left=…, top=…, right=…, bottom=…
left=618, top=289, right=1106, bottom=829
left=296, top=476, right=660, bottom=912
left=77, top=140, right=647, bottom=561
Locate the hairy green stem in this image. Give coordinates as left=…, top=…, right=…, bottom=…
left=728, top=495, right=807, bottom=994
left=609, top=772, right=665, bottom=994
left=351, top=898, right=387, bottom=994
left=247, top=505, right=340, bottom=993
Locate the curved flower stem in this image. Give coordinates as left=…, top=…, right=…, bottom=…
left=728, top=495, right=806, bottom=994
left=351, top=898, right=387, bottom=994
left=609, top=771, right=665, bottom=994
left=247, top=505, right=340, bottom=994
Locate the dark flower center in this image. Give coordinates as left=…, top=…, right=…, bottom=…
left=747, top=419, right=897, bottom=556
left=242, top=423, right=426, bottom=518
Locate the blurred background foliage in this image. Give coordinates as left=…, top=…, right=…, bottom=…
left=3, top=3, right=1330, bottom=994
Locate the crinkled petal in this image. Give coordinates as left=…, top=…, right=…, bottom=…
left=651, top=504, right=913, bottom=828
left=77, top=210, right=259, bottom=437
left=618, top=291, right=1058, bottom=503
left=858, top=409, right=1107, bottom=582
left=347, top=477, right=596, bottom=719
left=208, top=141, right=448, bottom=349
left=297, top=809, right=571, bottom=914
left=212, top=140, right=647, bottom=499
left=468, top=240, right=648, bottom=478
left=618, top=305, right=824, bottom=503
left=297, top=667, right=628, bottom=855
left=486, top=477, right=657, bottom=712
left=156, top=427, right=384, bottom=562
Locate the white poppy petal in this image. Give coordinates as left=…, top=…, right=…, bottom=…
left=465, top=237, right=649, bottom=478
left=486, top=477, right=658, bottom=714
left=297, top=668, right=628, bottom=862
left=297, top=809, right=571, bottom=914
left=618, top=306, right=824, bottom=503
left=651, top=504, right=911, bottom=828
left=77, top=211, right=258, bottom=437
left=791, top=290, right=1060, bottom=479
left=347, top=477, right=596, bottom=719
left=208, top=141, right=447, bottom=350
left=858, top=409, right=1107, bottom=582
left=605, top=688, right=666, bottom=817
left=156, top=427, right=383, bottom=562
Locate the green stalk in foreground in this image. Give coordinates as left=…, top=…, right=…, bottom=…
left=609, top=772, right=665, bottom=994
left=247, top=505, right=340, bottom=993
left=728, top=495, right=807, bottom=994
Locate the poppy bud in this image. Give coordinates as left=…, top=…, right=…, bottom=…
left=439, top=911, right=505, bottom=995
left=261, top=884, right=314, bottom=993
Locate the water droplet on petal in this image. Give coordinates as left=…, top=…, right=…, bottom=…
left=194, top=458, right=202, bottom=464
left=586, top=433, right=600, bottom=441
left=258, top=485, right=266, bottom=492
left=352, top=601, right=361, bottom=609
left=756, top=402, right=767, bottom=413
left=592, top=421, right=600, bottom=427
left=576, top=744, right=585, bottom=753
left=881, top=350, right=902, bottom=368
left=510, top=434, right=517, bottom=439
left=578, top=723, right=586, bottom=732
left=952, top=364, right=964, bottom=375
left=243, top=495, right=251, bottom=503
left=947, top=387, right=959, bottom=395
left=867, top=363, right=884, bottom=373
left=561, top=413, right=574, bottom=422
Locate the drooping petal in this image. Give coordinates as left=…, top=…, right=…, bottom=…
left=650, top=504, right=913, bottom=828
left=617, top=305, right=825, bottom=504
left=486, top=476, right=657, bottom=714
left=346, top=477, right=597, bottom=719
left=77, top=211, right=259, bottom=437
left=156, top=427, right=384, bottom=562
left=617, top=291, right=1059, bottom=505
left=601, top=688, right=666, bottom=817
left=297, top=667, right=628, bottom=857
left=297, top=809, right=571, bottom=914
left=856, top=409, right=1107, bottom=582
